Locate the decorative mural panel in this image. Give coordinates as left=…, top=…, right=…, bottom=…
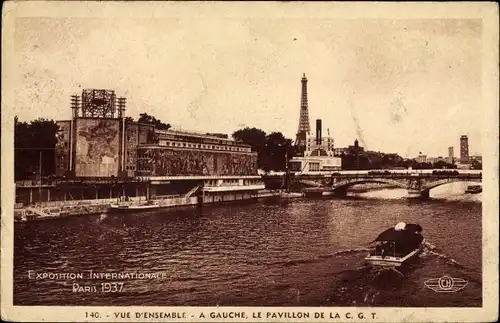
left=125, top=123, right=139, bottom=175
left=55, top=121, right=70, bottom=176
left=138, top=124, right=154, bottom=144
left=136, top=148, right=258, bottom=176
left=75, top=118, right=120, bottom=177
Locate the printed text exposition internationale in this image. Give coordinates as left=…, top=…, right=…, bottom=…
left=28, top=271, right=168, bottom=280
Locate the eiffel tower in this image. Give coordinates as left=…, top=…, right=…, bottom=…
left=295, top=73, right=310, bottom=152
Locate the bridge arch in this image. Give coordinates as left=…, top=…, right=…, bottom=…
left=331, top=178, right=408, bottom=191
left=421, top=178, right=482, bottom=192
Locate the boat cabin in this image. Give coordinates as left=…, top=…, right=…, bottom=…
left=370, top=223, right=424, bottom=258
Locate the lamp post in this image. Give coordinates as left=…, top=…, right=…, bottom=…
left=281, top=143, right=292, bottom=192
left=264, top=142, right=292, bottom=191
left=284, top=145, right=289, bottom=192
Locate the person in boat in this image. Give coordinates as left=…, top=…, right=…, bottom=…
left=380, top=242, right=393, bottom=258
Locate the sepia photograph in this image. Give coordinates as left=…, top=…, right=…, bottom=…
left=1, top=1, right=498, bottom=322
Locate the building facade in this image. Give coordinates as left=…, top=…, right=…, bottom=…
left=416, top=153, right=427, bottom=163
left=54, top=89, right=258, bottom=179
left=460, top=135, right=469, bottom=163
left=470, top=155, right=482, bottom=163
left=427, top=156, right=446, bottom=164
left=333, top=148, right=347, bottom=157
left=448, top=146, right=454, bottom=164
left=136, top=129, right=257, bottom=176
left=289, top=119, right=341, bottom=172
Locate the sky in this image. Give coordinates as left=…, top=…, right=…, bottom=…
left=12, top=15, right=483, bottom=157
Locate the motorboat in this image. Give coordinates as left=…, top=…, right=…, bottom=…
left=108, top=200, right=161, bottom=213
left=465, top=185, right=482, bottom=194
left=365, top=222, right=425, bottom=267
left=280, top=190, right=304, bottom=199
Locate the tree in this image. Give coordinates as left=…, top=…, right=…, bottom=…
left=232, top=127, right=267, bottom=169
left=232, top=127, right=267, bottom=151
left=137, top=113, right=171, bottom=130
left=232, top=127, right=295, bottom=171
left=15, top=117, right=59, bottom=180
left=264, top=132, right=293, bottom=171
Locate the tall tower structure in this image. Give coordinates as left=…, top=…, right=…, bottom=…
left=448, top=146, right=454, bottom=164
left=354, top=139, right=360, bottom=170
left=460, top=135, right=469, bottom=163
left=295, top=73, right=311, bottom=151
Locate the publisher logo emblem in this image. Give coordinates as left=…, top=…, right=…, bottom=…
left=424, top=275, right=468, bottom=292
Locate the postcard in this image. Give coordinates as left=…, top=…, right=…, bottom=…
left=1, top=1, right=498, bottom=322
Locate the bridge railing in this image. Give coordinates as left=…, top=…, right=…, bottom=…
left=287, top=173, right=481, bottom=179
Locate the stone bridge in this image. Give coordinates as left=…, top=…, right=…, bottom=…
left=264, top=172, right=482, bottom=199
left=329, top=175, right=481, bottom=199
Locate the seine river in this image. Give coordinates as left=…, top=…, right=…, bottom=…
left=14, top=183, right=482, bottom=307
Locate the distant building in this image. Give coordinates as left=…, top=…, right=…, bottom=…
left=335, top=139, right=365, bottom=170
left=469, top=155, right=482, bottom=170
left=470, top=155, right=482, bottom=163
left=448, top=146, right=454, bottom=164
left=350, top=139, right=362, bottom=169
left=456, top=162, right=470, bottom=170
left=289, top=119, right=341, bottom=172
left=460, top=135, right=469, bottom=163
left=345, top=139, right=365, bottom=155
left=416, top=152, right=427, bottom=163
left=305, top=119, right=334, bottom=152
left=333, top=148, right=347, bottom=157
left=427, top=156, right=445, bottom=164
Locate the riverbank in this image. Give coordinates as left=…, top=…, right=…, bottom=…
left=14, top=190, right=293, bottom=222
left=15, top=186, right=401, bottom=222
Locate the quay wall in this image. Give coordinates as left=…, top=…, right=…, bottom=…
left=14, top=190, right=283, bottom=222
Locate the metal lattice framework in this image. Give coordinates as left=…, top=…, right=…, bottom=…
left=81, top=89, right=117, bottom=118
left=296, top=74, right=311, bottom=148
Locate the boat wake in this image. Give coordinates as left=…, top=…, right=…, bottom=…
left=99, top=225, right=128, bottom=235
left=419, top=241, right=465, bottom=269
left=97, top=213, right=108, bottom=223
left=316, top=247, right=372, bottom=260
left=323, top=265, right=406, bottom=306
left=259, top=247, right=372, bottom=267
left=331, top=247, right=372, bottom=256
left=420, top=249, right=465, bottom=268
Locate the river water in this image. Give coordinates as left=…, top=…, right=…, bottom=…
left=14, top=183, right=482, bottom=307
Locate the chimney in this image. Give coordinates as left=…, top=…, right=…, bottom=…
left=316, top=119, right=322, bottom=145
